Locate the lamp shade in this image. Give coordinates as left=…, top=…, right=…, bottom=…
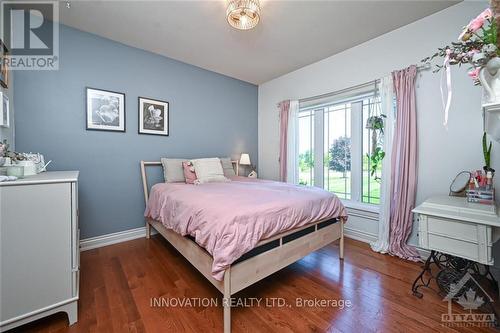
left=239, top=153, right=251, bottom=165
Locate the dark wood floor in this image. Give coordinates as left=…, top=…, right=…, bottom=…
left=10, top=236, right=497, bottom=333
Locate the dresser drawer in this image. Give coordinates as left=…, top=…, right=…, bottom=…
left=428, top=234, right=480, bottom=261
left=418, top=214, right=494, bottom=265
left=427, top=217, right=478, bottom=242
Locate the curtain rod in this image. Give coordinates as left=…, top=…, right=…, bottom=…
left=288, top=62, right=431, bottom=105
left=298, top=79, right=380, bottom=104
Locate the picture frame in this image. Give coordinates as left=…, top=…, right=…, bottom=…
left=138, top=97, right=169, bottom=136
left=86, top=87, right=126, bottom=132
left=0, top=91, right=9, bottom=128
left=0, top=40, right=9, bottom=89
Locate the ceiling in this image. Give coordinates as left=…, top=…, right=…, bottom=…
left=60, top=1, right=459, bottom=84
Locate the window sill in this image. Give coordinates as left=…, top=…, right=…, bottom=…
left=341, top=200, right=379, bottom=213
left=341, top=200, right=379, bottom=221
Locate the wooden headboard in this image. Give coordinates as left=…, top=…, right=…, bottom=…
left=140, top=160, right=239, bottom=205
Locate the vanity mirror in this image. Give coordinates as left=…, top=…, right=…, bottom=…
left=449, top=171, right=472, bottom=197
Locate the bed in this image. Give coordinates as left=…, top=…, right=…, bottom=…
left=140, top=160, right=347, bottom=333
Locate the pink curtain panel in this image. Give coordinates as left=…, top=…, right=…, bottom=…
left=278, top=100, right=290, bottom=182
left=389, top=65, right=420, bottom=261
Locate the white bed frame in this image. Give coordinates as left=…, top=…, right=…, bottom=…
left=140, top=160, right=344, bottom=333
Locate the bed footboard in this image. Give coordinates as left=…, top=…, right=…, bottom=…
left=146, top=217, right=343, bottom=333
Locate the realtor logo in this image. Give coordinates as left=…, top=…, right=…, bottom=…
left=0, top=1, right=59, bottom=70
left=441, top=272, right=495, bottom=328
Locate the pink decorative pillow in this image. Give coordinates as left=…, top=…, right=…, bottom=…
left=183, top=161, right=197, bottom=184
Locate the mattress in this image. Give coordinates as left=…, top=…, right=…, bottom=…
left=145, top=176, right=347, bottom=280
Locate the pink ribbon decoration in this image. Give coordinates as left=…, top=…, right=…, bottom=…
left=440, top=49, right=452, bottom=127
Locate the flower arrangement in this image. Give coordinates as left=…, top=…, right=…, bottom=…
left=0, top=139, right=26, bottom=162
left=422, top=8, right=498, bottom=85
left=0, top=140, right=8, bottom=157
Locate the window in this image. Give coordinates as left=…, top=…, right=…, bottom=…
left=362, top=97, right=382, bottom=204
left=323, top=103, right=351, bottom=199
left=298, top=110, right=314, bottom=186
left=297, top=87, right=383, bottom=206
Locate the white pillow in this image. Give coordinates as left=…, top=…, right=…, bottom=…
left=161, top=158, right=186, bottom=183
left=191, top=158, right=229, bottom=184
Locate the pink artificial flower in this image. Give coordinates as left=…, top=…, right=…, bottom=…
left=467, top=8, right=493, bottom=32
left=468, top=16, right=485, bottom=32
left=479, top=8, right=493, bottom=20
left=468, top=67, right=480, bottom=81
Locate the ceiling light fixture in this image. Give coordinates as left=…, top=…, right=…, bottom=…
left=226, top=0, right=261, bottom=30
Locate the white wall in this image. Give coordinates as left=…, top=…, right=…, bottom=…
left=258, top=1, right=498, bottom=245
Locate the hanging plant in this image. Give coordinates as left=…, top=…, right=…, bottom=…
left=365, top=115, right=386, bottom=181
left=365, top=115, right=386, bottom=132
left=369, top=147, right=385, bottom=178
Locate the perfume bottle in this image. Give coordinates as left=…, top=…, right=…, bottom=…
left=486, top=171, right=493, bottom=190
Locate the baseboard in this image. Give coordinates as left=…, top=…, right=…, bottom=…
left=80, top=226, right=156, bottom=251
left=416, top=247, right=430, bottom=259
left=343, top=227, right=377, bottom=244
left=343, top=229, right=430, bottom=260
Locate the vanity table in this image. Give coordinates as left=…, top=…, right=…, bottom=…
left=411, top=196, right=500, bottom=298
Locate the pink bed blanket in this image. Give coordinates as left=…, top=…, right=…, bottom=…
left=145, top=177, right=347, bottom=280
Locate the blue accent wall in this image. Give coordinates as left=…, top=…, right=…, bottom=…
left=14, top=25, right=258, bottom=238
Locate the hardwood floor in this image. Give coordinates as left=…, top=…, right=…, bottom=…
left=9, top=236, right=497, bottom=333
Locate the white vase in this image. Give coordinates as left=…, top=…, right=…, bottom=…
left=479, top=57, right=500, bottom=104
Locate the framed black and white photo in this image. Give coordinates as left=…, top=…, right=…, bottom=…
left=86, top=87, right=125, bottom=132
left=0, top=40, right=9, bottom=89
left=138, top=97, right=169, bottom=136
left=0, top=91, right=9, bottom=128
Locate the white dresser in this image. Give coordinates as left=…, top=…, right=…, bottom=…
left=0, top=171, right=79, bottom=332
left=413, top=196, right=500, bottom=265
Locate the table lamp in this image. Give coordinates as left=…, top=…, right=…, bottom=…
left=239, top=153, right=257, bottom=178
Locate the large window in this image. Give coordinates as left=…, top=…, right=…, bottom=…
left=297, top=88, right=383, bottom=206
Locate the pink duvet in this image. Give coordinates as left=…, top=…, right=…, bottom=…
left=145, top=177, right=347, bottom=281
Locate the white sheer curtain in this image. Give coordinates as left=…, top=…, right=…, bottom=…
left=371, top=76, right=395, bottom=253
left=286, top=100, right=299, bottom=183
